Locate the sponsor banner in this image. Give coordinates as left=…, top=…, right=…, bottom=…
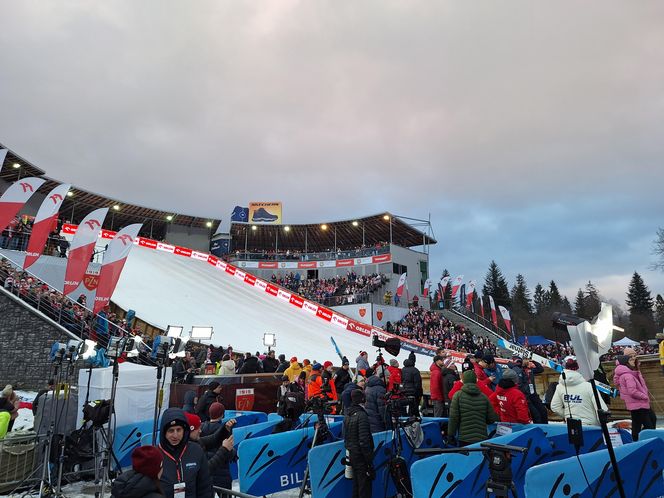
left=139, top=238, right=158, bottom=249
left=331, top=314, right=348, bottom=329
left=265, top=283, right=279, bottom=296
left=225, top=265, right=236, bottom=276
left=289, top=295, right=304, bottom=308
left=316, top=306, right=333, bottom=322
left=157, top=242, right=175, bottom=253
left=372, top=254, right=391, bottom=264
left=277, top=289, right=291, bottom=302
left=216, top=260, right=228, bottom=271
left=101, top=229, right=117, bottom=240
left=400, top=341, right=436, bottom=357
left=302, top=300, right=318, bottom=315
left=207, top=255, right=218, bottom=266
left=297, top=262, right=317, bottom=269
left=346, top=319, right=372, bottom=337
left=330, top=304, right=372, bottom=325
left=254, top=279, right=267, bottom=291
left=63, top=208, right=108, bottom=296
left=24, top=183, right=71, bottom=269
left=496, top=338, right=533, bottom=360
left=191, top=250, right=208, bottom=262
left=0, top=177, right=46, bottom=235
left=83, top=271, right=100, bottom=291
left=234, top=269, right=246, bottom=280
left=244, top=273, right=257, bottom=286
left=259, top=261, right=278, bottom=269
left=174, top=246, right=192, bottom=257
left=336, top=259, right=354, bottom=267
left=248, top=201, right=282, bottom=225
left=233, top=255, right=390, bottom=270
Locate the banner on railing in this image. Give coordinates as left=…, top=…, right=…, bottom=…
left=498, top=305, right=512, bottom=338
left=489, top=295, right=498, bottom=328
left=0, top=176, right=46, bottom=235
left=63, top=208, right=108, bottom=296
left=24, top=183, right=70, bottom=269
left=451, top=275, right=463, bottom=298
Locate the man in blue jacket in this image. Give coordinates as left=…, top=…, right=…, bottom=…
left=159, top=408, right=213, bottom=498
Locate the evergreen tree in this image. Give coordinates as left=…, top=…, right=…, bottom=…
left=574, top=289, right=587, bottom=318
left=655, top=294, right=664, bottom=333
left=441, top=269, right=453, bottom=305
left=548, top=281, right=563, bottom=310
left=561, top=296, right=573, bottom=314
left=533, top=284, right=547, bottom=315
left=584, top=281, right=601, bottom=317
left=482, top=260, right=511, bottom=308
left=510, top=274, right=533, bottom=315
left=626, top=272, right=655, bottom=340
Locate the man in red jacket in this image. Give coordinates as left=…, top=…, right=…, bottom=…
left=489, top=368, right=531, bottom=424
left=429, top=356, right=446, bottom=417
left=448, top=360, right=493, bottom=399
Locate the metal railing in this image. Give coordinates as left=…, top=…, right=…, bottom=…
left=229, top=244, right=390, bottom=262
left=0, top=433, right=40, bottom=493
left=0, top=233, right=106, bottom=263
left=447, top=304, right=512, bottom=342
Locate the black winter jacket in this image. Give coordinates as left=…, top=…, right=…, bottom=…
left=364, top=376, right=387, bottom=433
left=401, top=358, right=423, bottom=400
left=159, top=408, right=213, bottom=498
left=334, top=367, right=352, bottom=395
left=344, top=404, right=374, bottom=464
left=112, top=470, right=163, bottom=498
left=262, top=356, right=279, bottom=373
left=441, top=368, right=458, bottom=402
left=200, top=421, right=235, bottom=489
left=195, top=391, right=221, bottom=422
left=276, top=361, right=289, bottom=373
left=341, top=382, right=361, bottom=414
left=238, top=356, right=262, bottom=374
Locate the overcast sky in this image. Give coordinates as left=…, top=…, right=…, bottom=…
left=1, top=1, right=663, bottom=308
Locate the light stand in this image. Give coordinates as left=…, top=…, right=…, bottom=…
left=151, top=340, right=171, bottom=446
left=263, top=332, right=276, bottom=353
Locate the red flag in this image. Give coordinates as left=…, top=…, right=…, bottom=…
left=0, top=176, right=46, bottom=235
left=465, top=280, right=476, bottom=309
left=479, top=294, right=485, bottom=318
left=423, top=278, right=432, bottom=298
left=94, top=224, right=142, bottom=313
left=498, top=305, right=512, bottom=335
left=451, top=275, right=464, bottom=298
left=489, top=295, right=498, bottom=328
left=63, top=208, right=108, bottom=295
left=395, top=272, right=408, bottom=298
left=24, top=184, right=70, bottom=269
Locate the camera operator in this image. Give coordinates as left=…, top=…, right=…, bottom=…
left=344, top=389, right=375, bottom=498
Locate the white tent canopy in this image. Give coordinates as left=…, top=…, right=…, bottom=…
left=612, top=336, right=639, bottom=347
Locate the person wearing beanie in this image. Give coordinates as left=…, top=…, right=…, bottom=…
left=334, top=357, right=353, bottom=397
left=321, top=361, right=339, bottom=405
left=509, top=356, right=547, bottom=424
left=622, top=346, right=637, bottom=358
left=238, top=352, right=262, bottom=374
left=356, top=351, right=370, bottom=372
left=447, top=370, right=499, bottom=446
left=400, top=355, right=423, bottom=416
left=275, top=354, right=289, bottom=373
left=489, top=369, right=531, bottom=424
left=343, top=387, right=375, bottom=498
left=195, top=383, right=223, bottom=423
left=364, top=370, right=388, bottom=433
left=158, top=408, right=212, bottom=498
left=480, top=355, right=503, bottom=391
left=284, top=357, right=303, bottom=382
left=341, top=375, right=367, bottom=414
left=550, top=357, right=607, bottom=426
left=111, top=445, right=165, bottom=497
left=614, top=354, right=656, bottom=440
left=386, top=359, right=402, bottom=393
left=262, top=350, right=279, bottom=373
left=208, top=402, right=225, bottom=423
left=429, top=356, right=447, bottom=417
left=658, top=332, right=664, bottom=375
left=302, top=359, right=313, bottom=378
left=447, top=360, right=493, bottom=400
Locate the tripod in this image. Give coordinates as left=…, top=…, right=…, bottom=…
left=96, top=355, right=121, bottom=498
left=151, top=358, right=166, bottom=446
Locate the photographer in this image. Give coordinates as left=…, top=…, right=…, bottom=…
left=344, top=389, right=375, bottom=498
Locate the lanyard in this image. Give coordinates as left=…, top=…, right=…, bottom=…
left=160, top=444, right=187, bottom=482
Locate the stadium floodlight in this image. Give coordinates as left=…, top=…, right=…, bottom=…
left=206, top=221, right=213, bottom=228
left=284, top=226, right=290, bottom=232
left=67, top=191, right=74, bottom=197
left=113, top=204, right=120, bottom=211
left=167, top=325, right=184, bottom=338
left=169, top=336, right=189, bottom=359
left=263, top=332, right=276, bottom=351
left=321, top=224, right=328, bottom=230
left=166, top=215, right=173, bottom=221
left=191, top=326, right=213, bottom=340
left=251, top=225, right=257, bottom=231
left=12, top=163, right=20, bottom=169
left=383, top=214, right=390, bottom=220
left=81, top=339, right=97, bottom=360
left=352, top=221, right=359, bottom=227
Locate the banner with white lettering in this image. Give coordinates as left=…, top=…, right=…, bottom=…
left=24, top=183, right=70, bottom=269
left=63, top=208, right=108, bottom=295
left=0, top=176, right=46, bottom=235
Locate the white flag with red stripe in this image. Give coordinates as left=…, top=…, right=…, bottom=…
left=478, top=292, right=485, bottom=318
left=489, top=295, right=498, bottom=328
left=24, top=183, right=70, bottom=269
left=498, top=305, right=512, bottom=334
left=63, top=208, right=108, bottom=295
left=0, top=176, right=46, bottom=235
left=395, top=272, right=408, bottom=298
left=94, top=223, right=142, bottom=313
left=423, top=278, right=432, bottom=298
left=451, top=275, right=464, bottom=298
left=465, top=280, right=476, bottom=308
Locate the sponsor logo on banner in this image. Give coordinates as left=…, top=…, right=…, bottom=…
left=372, top=254, right=391, bottom=264
left=498, top=339, right=533, bottom=359
left=234, top=270, right=246, bottom=280
left=277, top=289, right=291, bottom=301
left=254, top=279, right=267, bottom=291
left=331, top=314, right=348, bottom=328
left=259, top=262, right=278, bottom=269
left=216, top=260, right=227, bottom=270
left=62, top=224, right=76, bottom=235
left=346, top=320, right=371, bottom=336
left=298, top=262, right=317, bottom=269
left=225, top=265, right=236, bottom=276
left=359, top=308, right=367, bottom=318
left=244, top=273, right=257, bottom=285
left=157, top=242, right=175, bottom=253
left=280, top=262, right=286, bottom=268
left=191, top=251, right=208, bottom=261
left=289, top=295, right=304, bottom=308
left=101, top=229, right=117, bottom=240
left=316, top=307, right=333, bottom=321
left=303, top=301, right=318, bottom=314
left=265, top=283, right=279, bottom=296
left=174, top=246, right=192, bottom=257
left=355, top=259, right=361, bottom=265
left=235, top=388, right=255, bottom=411
left=336, top=259, right=354, bottom=267
left=139, top=238, right=158, bottom=249
left=83, top=272, right=99, bottom=291
left=376, top=311, right=383, bottom=321
left=248, top=202, right=282, bottom=225
left=208, top=255, right=218, bottom=266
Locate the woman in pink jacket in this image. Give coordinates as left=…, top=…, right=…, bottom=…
left=615, top=355, right=656, bottom=440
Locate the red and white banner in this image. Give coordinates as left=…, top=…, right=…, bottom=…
left=24, top=184, right=70, bottom=269
left=395, top=272, right=407, bottom=298
left=489, top=295, right=498, bottom=328
left=63, top=208, right=108, bottom=296
left=478, top=292, right=485, bottom=318
left=423, top=278, right=432, bottom=298
left=451, top=275, right=464, bottom=298
left=465, top=280, right=476, bottom=309
left=0, top=177, right=46, bottom=235
left=94, top=223, right=142, bottom=313
left=498, top=305, right=512, bottom=335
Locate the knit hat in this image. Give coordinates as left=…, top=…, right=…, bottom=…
left=185, top=412, right=201, bottom=431
left=312, top=363, right=322, bottom=371
left=433, top=355, right=444, bottom=363
left=483, top=355, right=495, bottom=364
left=656, top=332, right=664, bottom=340
left=351, top=389, right=366, bottom=405
left=622, top=347, right=637, bottom=357
left=303, top=359, right=311, bottom=366
left=355, top=375, right=366, bottom=384
left=389, top=359, right=399, bottom=367
left=207, top=381, right=220, bottom=391
left=290, top=356, right=298, bottom=363
left=208, top=402, right=225, bottom=421
left=461, top=370, right=477, bottom=384
left=564, top=356, right=579, bottom=371
left=342, top=356, right=350, bottom=366
left=473, top=351, right=484, bottom=359
left=132, top=446, right=163, bottom=479
left=278, top=354, right=286, bottom=361
left=323, top=361, right=333, bottom=369
left=616, top=355, right=631, bottom=367
left=502, top=369, right=518, bottom=383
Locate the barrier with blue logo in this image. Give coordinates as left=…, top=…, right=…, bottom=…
left=524, top=437, right=664, bottom=497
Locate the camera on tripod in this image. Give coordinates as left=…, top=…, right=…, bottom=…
left=305, top=394, right=339, bottom=415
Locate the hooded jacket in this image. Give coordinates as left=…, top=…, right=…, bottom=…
left=448, top=376, right=493, bottom=400
left=429, top=363, right=444, bottom=401
left=195, top=390, right=221, bottom=423
left=364, top=376, right=387, bottom=433
left=400, top=358, right=422, bottom=399
left=550, top=370, right=606, bottom=425
left=182, top=391, right=197, bottom=414
left=341, top=382, right=362, bottom=413
left=447, top=382, right=498, bottom=443
left=344, top=404, right=374, bottom=464
left=284, top=361, right=303, bottom=382
left=218, top=359, right=236, bottom=376
left=111, top=470, right=163, bottom=498
left=356, top=354, right=370, bottom=372
left=200, top=421, right=235, bottom=490
left=238, top=355, right=262, bottom=374
left=615, top=360, right=650, bottom=411
left=159, top=408, right=212, bottom=498
left=489, top=380, right=531, bottom=424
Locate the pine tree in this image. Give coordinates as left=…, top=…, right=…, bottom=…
left=482, top=260, right=511, bottom=308
left=511, top=274, right=533, bottom=315
left=574, top=289, right=587, bottom=318
left=626, top=272, right=655, bottom=340
left=548, top=281, right=563, bottom=310
left=561, top=297, right=573, bottom=314
left=533, top=284, right=547, bottom=315
left=584, top=281, right=601, bottom=318
left=655, top=294, right=664, bottom=333
left=441, top=269, right=452, bottom=304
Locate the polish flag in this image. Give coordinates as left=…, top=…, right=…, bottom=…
left=395, top=272, right=408, bottom=298
left=489, top=295, right=498, bottom=328
left=478, top=293, right=485, bottom=318
left=63, top=208, right=108, bottom=295
left=423, top=278, right=432, bottom=298
left=451, top=275, right=464, bottom=298
left=498, top=305, right=512, bottom=335
left=0, top=176, right=46, bottom=234
left=465, top=280, right=476, bottom=309
left=94, top=223, right=142, bottom=313
left=24, top=184, right=71, bottom=269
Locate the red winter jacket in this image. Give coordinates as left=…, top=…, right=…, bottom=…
left=490, top=384, right=531, bottom=424
left=473, top=362, right=489, bottom=383
left=429, top=363, right=444, bottom=401
left=448, top=377, right=493, bottom=400
left=387, top=366, right=402, bottom=392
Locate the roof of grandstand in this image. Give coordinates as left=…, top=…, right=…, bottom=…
left=1, top=142, right=221, bottom=237
left=230, top=213, right=436, bottom=252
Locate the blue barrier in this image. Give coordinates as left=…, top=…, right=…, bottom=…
left=114, top=420, right=154, bottom=468
left=524, top=437, right=664, bottom=497
left=237, top=421, right=343, bottom=495
left=640, top=428, right=664, bottom=442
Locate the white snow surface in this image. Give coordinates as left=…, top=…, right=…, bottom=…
left=112, top=246, right=429, bottom=365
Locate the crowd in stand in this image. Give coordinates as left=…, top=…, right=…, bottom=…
left=270, top=271, right=388, bottom=306
left=0, top=215, right=69, bottom=257
left=231, top=242, right=390, bottom=262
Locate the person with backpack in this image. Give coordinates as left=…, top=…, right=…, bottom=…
left=112, top=445, right=165, bottom=498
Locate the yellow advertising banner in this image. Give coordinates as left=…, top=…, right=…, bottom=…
left=248, top=202, right=282, bottom=224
